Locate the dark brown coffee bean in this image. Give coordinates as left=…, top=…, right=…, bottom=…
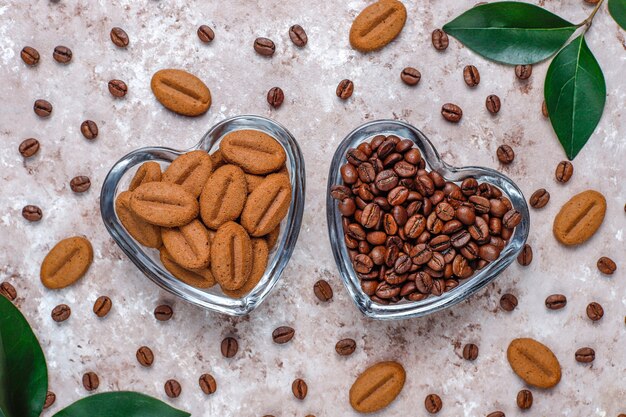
left=429, top=235, right=451, bottom=252
left=517, top=244, right=532, bottom=266
left=485, top=94, right=501, bottom=114
left=80, top=120, right=98, bottom=140
left=500, top=293, right=518, bottom=312
left=469, top=195, right=490, bottom=213
left=154, top=304, right=173, bottom=321
left=545, top=294, right=567, bottom=310
left=164, top=379, right=181, bottom=398
left=455, top=205, right=476, bottom=226
left=199, top=373, right=217, bottom=394
left=586, top=302, right=604, bottom=321
left=314, top=279, right=333, bottom=301
left=435, top=202, right=455, bottom=221
left=70, top=176, right=91, bottom=193
left=51, top=304, right=71, bottom=322
left=267, top=87, right=284, bottom=108
left=53, top=45, right=72, bottom=63
left=502, top=209, right=521, bottom=229
left=34, top=99, right=52, bottom=117
left=272, top=326, right=295, bottom=344
left=108, top=79, right=127, bottom=97
left=462, top=343, right=479, bottom=360
left=486, top=412, right=505, bottom=417
left=93, top=295, right=112, bottom=317
left=0, top=282, right=17, bottom=301
left=431, top=29, right=449, bottom=51
left=515, top=64, right=532, bottom=80
left=555, top=160, right=574, bottom=183
left=479, top=244, right=500, bottom=261
left=336, top=79, right=354, bottom=100
left=82, top=371, right=99, bottom=391
left=496, top=144, right=514, bottom=164
left=110, top=27, right=130, bottom=47
left=289, top=24, right=308, bottom=47
left=469, top=217, right=489, bottom=242
left=221, top=337, right=238, bottom=358
left=401, top=67, right=421, bottom=86
left=335, top=338, right=356, bottom=356
left=597, top=257, right=616, bottom=275
left=529, top=188, right=550, bottom=208
left=374, top=170, right=398, bottom=192
left=197, top=25, right=215, bottom=43
left=463, top=65, right=480, bottom=87
left=21, top=46, right=40, bottom=66
left=575, top=347, right=595, bottom=363
left=542, top=100, right=549, bottom=118
left=425, top=393, right=443, bottom=413
left=292, top=378, right=307, bottom=400
left=254, top=37, right=275, bottom=56
left=441, top=103, right=462, bottom=123
left=136, top=346, right=154, bottom=367
left=43, top=391, right=56, bottom=409
left=19, top=138, right=40, bottom=158
left=331, top=185, right=352, bottom=201
left=516, top=389, right=533, bottom=409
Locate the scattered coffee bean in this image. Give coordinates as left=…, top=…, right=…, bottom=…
left=529, top=188, right=550, bottom=208
left=108, top=79, right=128, bottom=97
left=425, top=393, right=443, bottom=413
left=154, top=304, right=173, bottom=321
left=462, top=343, right=479, bottom=360
left=314, top=279, right=333, bottom=301
left=515, top=64, right=532, bottom=80
left=431, top=29, right=449, bottom=51
left=43, top=391, right=56, bottom=409
left=221, top=337, right=238, bottom=358
left=463, top=65, right=480, bottom=87
left=164, top=379, right=181, bottom=398
left=272, top=326, right=295, bottom=344
left=517, top=244, right=532, bottom=266
left=34, top=99, right=52, bottom=117
left=401, top=67, right=421, bottom=86
left=289, top=24, right=308, bottom=47
left=292, top=378, right=308, bottom=400
left=486, top=412, right=505, bottom=417
left=545, top=294, right=567, bottom=310
left=496, top=145, right=514, bottom=164
left=500, top=293, right=518, bottom=312
left=502, top=209, right=521, bottom=229
left=516, top=389, right=533, bottom=409
left=486, top=95, right=501, bottom=114
left=335, top=338, right=357, bottom=356
left=555, top=161, right=573, bottom=183
left=267, top=87, right=284, bottom=108
left=21, top=46, right=40, bottom=66
left=597, top=257, right=616, bottom=275
left=19, top=138, right=40, bottom=157
left=199, top=373, right=217, bottom=394
left=584, top=0, right=601, bottom=4
left=82, top=372, right=99, bottom=391
left=197, top=25, right=215, bottom=43
left=0, top=282, right=17, bottom=301
left=441, top=103, right=462, bottom=123
left=542, top=100, right=549, bottom=118
left=136, top=346, right=154, bottom=367
left=254, top=37, right=275, bottom=56
left=586, top=302, right=604, bottom=321
left=336, top=79, right=354, bottom=100
left=53, top=45, right=72, bottom=64
left=575, top=347, right=595, bottom=363
left=22, top=205, right=43, bottom=222
left=70, top=176, right=91, bottom=193
left=93, top=295, right=112, bottom=317
left=51, top=304, right=71, bottom=322
left=80, top=120, right=98, bottom=140
left=110, top=27, right=129, bottom=47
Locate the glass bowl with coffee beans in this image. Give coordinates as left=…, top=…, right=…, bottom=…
left=100, top=115, right=305, bottom=316
left=327, top=120, right=529, bottom=320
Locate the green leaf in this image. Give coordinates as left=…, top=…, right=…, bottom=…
left=609, top=0, right=626, bottom=30
left=443, top=1, right=578, bottom=64
left=0, top=296, right=48, bottom=417
left=544, top=34, right=606, bottom=160
left=53, top=392, right=191, bottom=417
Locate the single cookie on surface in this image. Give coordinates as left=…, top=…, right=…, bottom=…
left=115, top=191, right=162, bottom=248
left=160, top=247, right=216, bottom=289
left=553, top=190, right=606, bottom=246
left=162, top=150, right=213, bottom=197
left=350, top=0, right=407, bottom=52
left=151, top=69, right=211, bottom=116
left=161, top=219, right=211, bottom=270
left=507, top=338, right=561, bottom=389
left=129, top=161, right=162, bottom=191
left=199, top=164, right=247, bottom=229
left=41, top=236, right=93, bottom=289
left=222, top=238, right=269, bottom=298
left=210, top=222, right=252, bottom=291
left=220, top=130, right=286, bottom=174
left=349, top=361, right=406, bottom=413
left=241, top=173, right=292, bottom=237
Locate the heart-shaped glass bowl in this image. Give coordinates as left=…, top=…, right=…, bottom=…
left=100, top=115, right=305, bottom=316
left=326, top=120, right=529, bottom=320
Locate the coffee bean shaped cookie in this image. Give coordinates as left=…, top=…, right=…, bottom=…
left=129, top=161, right=162, bottom=191
left=507, top=338, right=561, bottom=388
left=349, top=361, right=406, bottom=413
left=151, top=69, right=212, bottom=116
left=350, top=0, right=407, bottom=52
left=220, top=130, right=286, bottom=174
left=41, top=236, right=93, bottom=289
left=115, top=191, right=162, bottom=248
left=211, top=222, right=252, bottom=291
left=160, top=247, right=216, bottom=288
left=222, top=238, right=269, bottom=298
left=161, top=219, right=211, bottom=269
left=163, top=150, right=213, bottom=197
left=244, top=173, right=265, bottom=194
left=553, top=190, right=606, bottom=246
left=265, top=225, right=281, bottom=250
left=241, top=173, right=292, bottom=237
left=210, top=149, right=226, bottom=170
left=200, top=164, right=247, bottom=229
left=130, top=182, right=199, bottom=227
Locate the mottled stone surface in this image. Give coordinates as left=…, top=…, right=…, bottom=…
left=0, top=0, right=624, bottom=416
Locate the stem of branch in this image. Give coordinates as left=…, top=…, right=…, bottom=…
left=578, top=0, right=605, bottom=31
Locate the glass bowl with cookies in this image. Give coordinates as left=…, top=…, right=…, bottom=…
left=100, top=115, right=305, bottom=316
left=326, top=120, right=529, bottom=320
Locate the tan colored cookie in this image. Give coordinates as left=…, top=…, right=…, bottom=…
left=350, top=0, right=407, bottom=52
left=199, top=164, right=247, bottom=229
left=161, top=219, right=211, bottom=269
left=349, top=361, right=406, bottom=413
left=210, top=221, right=252, bottom=291
left=159, top=247, right=216, bottom=289
left=163, top=150, right=213, bottom=197
left=150, top=69, right=211, bottom=116
left=241, top=173, right=292, bottom=237
left=222, top=238, right=269, bottom=298
left=553, top=190, right=606, bottom=246
left=264, top=225, right=280, bottom=250
left=130, top=182, right=199, bottom=227
left=507, top=338, right=561, bottom=389
left=210, top=149, right=225, bottom=170
left=244, top=173, right=265, bottom=194
left=115, top=191, right=162, bottom=248
left=129, top=161, right=162, bottom=191
left=220, top=130, right=286, bottom=174
left=41, top=236, right=93, bottom=289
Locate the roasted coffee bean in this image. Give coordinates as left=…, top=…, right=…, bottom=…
left=21, top=46, right=40, bottom=65
left=516, top=389, right=533, bottom=409
left=339, top=198, right=356, bottom=216
left=388, top=186, right=409, bottom=206
left=254, top=37, right=275, bottom=56
left=486, top=412, right=505, bottom=417
left=529, top=188, right=550, bottom=208
left=463, top=65, right=480, bottom=87
left=348, top=223, right=366, bottom=240
left=335, top=338, right=357, bottom=356
left=51, top=304, right=71, bottom=322
left=460, top=241, right=479, bottom=260
left=164, top=379, right=181, bottom=398
left=597, top=257, right=616, bottom=275
left=289, top=24, right=308, bottom=47
left=0, top=282, right=17, bottom=301
left=154, top=304, right=173, bottom=321
left=53, top=45, right=72, bottom=63
left=425, top=393, right=443, bottom=413
left=515, top=244, right=532, bottom=266
left=405, top=214, right=426, bottom=238
left=452, top=254, right=473, bottom=278
left=80, top=120, right=98, bottom=140
left=500, top=293, right=518, bottom=311
left=314, top=279, right=333, bottom=301
left=479, top=244, right=500, bottom=261
left=542, top=100, right=549, bottom=117
left=70, top=176, right=91, bottom=193
left=374, top=170, right=398, bottom=192
left=136, top=346, right=154, bottom=367
left=497, top=145, right=514, bottom=164
left=376, top=281, right=401, bottom=299
left=431, top=29, right=449, bottom=50
left=455, top=205, right=475, bottom=226
left=463, top=343, right=479, bottom=360
left=221, top=337, right=238, bottom=358
left=292, top=378, right=308, bottom=400
left=586, top=302, right=603, bottom=321
left=555, top=161, right=573, bottom=183
left=451, top=230, right=471, bottom=248
left=331, top=185, right=352, bottom=201
left=435, top=202, right=455, bottom=221
left=43, top=391, right=56, bottom=409
left=199, top=373, right=217, bottom=394
left=401, top=67, right=421, bottom=86
left=393, top=160, right=417, bottom=178
left=460, top=178, right=478, bottom=196
left=347, top=148, right=367, bottom=165
left=19, top=138, right=40, bottom=158
left=394, top=254, right=411, bottom=274
left=197, top=25, right=215, bottom=43
left=502, top=209, right=521, bottom=229
left=336, top=79, right=354, bottom=100
left=545, top=294, right=567, bottom=310
left=515, top=64, right=532, bottom=80
left=110, top=27, right=130, bottom=47
left=357, top=163, right=376, bottom=183
left=469, top=217, right=489, bottom=242
left=82, top=372, right=99, bottom=391
left=486, top=94, right=501, bottom=114
left=575, top=347, right=595, bottom=363
left=441, top=103, right=462, bottom=123
left=93, top=295, right=112, bottom=317
left=108, top=79, right=128, bottom=97
left=469, top=195, right=490, bottom=213
left=34, top=99, right=52, bottom=117
left=355, top=254, right=375, bottom=273
left=429, top=235, right=450, bottom=252
left=404, top=148, right=421, bottom=165
left=267, top=87, right=284, bottom=108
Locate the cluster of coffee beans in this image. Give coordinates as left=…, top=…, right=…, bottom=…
left=331, top=134, right=521, bottom=304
